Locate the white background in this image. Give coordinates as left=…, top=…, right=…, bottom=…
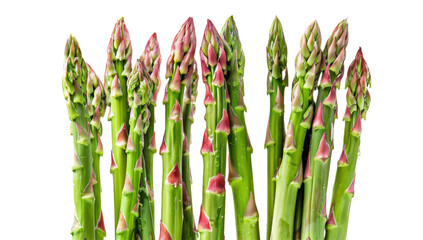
left=0, top=0, right=421, bottom=239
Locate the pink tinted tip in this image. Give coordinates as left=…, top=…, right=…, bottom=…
left=216, top=109, right=230, bottom=134
left=200, top=56, right=210, bottom=78
left=305, top=153, right=311, bottom=179
left=343, top=106, right=351, bottom=121
left=314, top=133, right=331, bottom=162
left=182, top=182, right=191, bottom=206
left=135, top=156, right=142, bottom=170
left=321, top=198, right=327, bottom=217
left=160, top=135, right=168, bottom=154
left=116, top=124, right=128, bottom=147
left=169, top=66, right=181, bottom=92
left=183, top=134, right=189, bottom=153
left=208, top=42, right=217, bottom=67
left=225, top=83, right=230, bottom=102
left=166, top=163, right=182, bottom=187
left=207, top=173, right=226, bottom=194
left=169, top=99, right=182, bottom=122
left=149, top=132, right=156, bottom=150
left=327, top=205, right=337, bottom=226
left=198, top=205, right=212, bottom=232
left=212, top=63, right=225, bottom=87
left=219, top=45, right=227, bottom=69
left=323, top=84, right=337, bottom=108
left=200, top=129, right=213, bottom=154
left=347, top=174, right=356, bottom=194
left=203, top=84, right=215, bottom=106
left=351, top=111, right=362, bottom=136
left=159, top=220, right=171, bottom=240
left=312, top=102, right=325, bottom=129
left=96, top=211, right=106, bottom=233
left=110, top=151, right=117, bottom=170
left=338, top=146, right=348, bottom=165
left=123, top=174, right=134, bottom=193
left=320, top=65, right=331, bottom=87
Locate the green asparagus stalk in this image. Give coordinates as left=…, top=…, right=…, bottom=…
left=159, top=17, right=196, bottom=240
left=86, top=63, right=107, bottom=239
left=63, top=35, right=95, bottom=240
left=140, top=32, right=162, bottom=224
left=220, top=16, right=260, bottom=240
left=293, top=126, right=312, bottom=240
left=264, top=16, right=288, bottom=240
left=181, top=60, right=199, bottom=239
left=325, top=48, right=371, bottom=240
left=301, top=19, right=348, bottom=240
left=104, top=17, right=132, bottom=230
left=138, top=156, right=156, bottom=240
left=116, top=59, right=152, bottom=239
left=271, top=21, right=323, bottom=240
left=197, top=20, right=230, bottom=240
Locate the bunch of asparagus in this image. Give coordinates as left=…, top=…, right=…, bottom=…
left=266, top=19, right=372, bottom=240
left=62, top=16, right=372, bottom=240
left=63, top=36, right=107, bottom=240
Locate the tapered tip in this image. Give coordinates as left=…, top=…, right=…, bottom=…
left=159, top=220, right=171, bottom=240
left=313, top=102, right=325, bottom=129
left=314, top=133, right=331, bottom=162
left=166, top=163, right=182, bottom=187
left=198, top=205, right=212, bottom=232
left=200, top=129, right=213, bottom=154
left=244, top=191, right=259, bottom=218
left=207, top=173, right=225, bottom=195
left=116, top=212, right=128, bottom=232
left=216, top=109, right=230, bottom=135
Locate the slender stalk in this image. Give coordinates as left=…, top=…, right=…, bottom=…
left=221, top=16, right=260, bottom=240
left=86, top=64, right=107, bottom=239
left=301, top=19, right=349, bottom=240
left=63, top=36, right=95, bottom=240
left=294, top=126, right=312, bottom=240
left=264, top=16, right=288, bottom=240
left=181, top=60, right=199, bottom=240
left=197, top=20, right=230, bottom=240
left=104, top=17, right=132, bottom=230
left=159, top=17, right=196, bottom=240
left=325, top=48, right=371, bottom=240
left=140, top=33, right=162, bottom=225
left=271, top=21, right=323, bottom=240
left=116, top=60, right=152, bottom=239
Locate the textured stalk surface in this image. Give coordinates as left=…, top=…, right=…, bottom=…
left=104, top=17, right=132, bottom=229
left=86, top=64, right=107, bottom=239
left=197, top=20, right=230, bottom=240
left=325, top=48, right=371, bottom=240
left=271, top=21, right=323, bottom=240
left=63, top=36, right=95, bottom=240
left=159, top=17, right=196, bottom=240
left=301, top=19, right=349, bottom=240
left=181, top=60, right=199, bottom=240
left=140, top=33, right=162, bottom=225
left=116, top=60, right=152, bottom=239
left=221, top=16, right=260, bottom=240
left=293, top=127, right=312, bottom=240
left=264, top=16, right=288, bottom=240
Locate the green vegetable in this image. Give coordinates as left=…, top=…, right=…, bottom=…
left=221, top=16, right=260, bottom=240
left=325, top=48, right=371, bottom=240
left=264, top=16, right=288, bottom=240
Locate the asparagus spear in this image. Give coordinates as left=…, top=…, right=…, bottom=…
left=301, top=19, right=348, bottom=240
left=325, top=48, right=371, bottom=240
left=140, top=33, right=162, bottom=224
left=63, top=35, right=95, bottom=240
left=264, top=16, right=288, bottom=240
left=159, top=17, right=196, bottom=240
left=116, top=59, right=152, bottom=239
left=104, top=17, right=132, bottom=229
left=271, top=21, right=323, bottom=240
left=220, top=16, right=260, bottom=240
left=197, top=20, right=230, bottom=240
left=86, top=63, right=107, bottom=239
left=181, top=60, right=199, bottom=239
